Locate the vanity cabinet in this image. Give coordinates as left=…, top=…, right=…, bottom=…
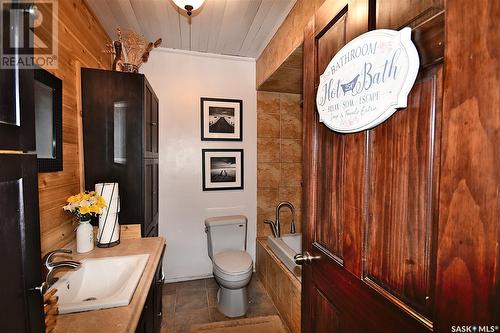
left=136, top=249, right=164, bottom=333
left=81, top=68, right=159, bottom=237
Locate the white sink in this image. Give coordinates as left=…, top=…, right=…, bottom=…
left=50, top=254, right=150, bottom=314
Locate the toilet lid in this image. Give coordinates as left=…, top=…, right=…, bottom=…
left=214, top=250, right=253, bottom=274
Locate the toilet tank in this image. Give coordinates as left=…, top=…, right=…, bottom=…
left=205, top=215, right=247, bottom=259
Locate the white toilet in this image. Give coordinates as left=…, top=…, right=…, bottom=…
left=205, top=215, right=253, bottom=317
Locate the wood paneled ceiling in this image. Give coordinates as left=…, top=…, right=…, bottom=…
left=86, top=0, right=297, bottom=58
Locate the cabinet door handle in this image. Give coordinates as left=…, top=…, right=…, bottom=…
left=157, top=312, right=162, bottom=317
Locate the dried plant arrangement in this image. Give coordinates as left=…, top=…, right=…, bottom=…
left=105, top=28, right=162, bottom=73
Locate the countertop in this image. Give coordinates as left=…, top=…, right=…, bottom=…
left=53, top=237, right=165, bottom=333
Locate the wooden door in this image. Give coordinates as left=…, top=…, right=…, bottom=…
left=0, top=154, right=44, bottom=333
left=302, top=0, right=447, bottom=331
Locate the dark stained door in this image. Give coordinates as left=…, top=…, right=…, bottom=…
left=302, top=0, right=448, bottom=331
left=0, top=154, right=44, bottom=333
left=0, top=1, right=44, bottom=331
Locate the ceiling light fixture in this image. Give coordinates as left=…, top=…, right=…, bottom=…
left=172, top=0, right=205, bottom=16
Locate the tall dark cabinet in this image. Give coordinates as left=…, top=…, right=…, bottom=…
left=81, top=68, right=159, bottom=237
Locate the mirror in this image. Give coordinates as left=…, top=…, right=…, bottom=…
left=35, top=68, right=62, bottom=172
left=113, top=101, right=127, bottom=164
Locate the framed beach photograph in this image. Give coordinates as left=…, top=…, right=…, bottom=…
left=202, top=149, right=244, bottom=191
left=201, top=97, right=243, bottom=141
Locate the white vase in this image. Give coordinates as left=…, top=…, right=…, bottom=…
left=76, top=220, right=94, bottom=253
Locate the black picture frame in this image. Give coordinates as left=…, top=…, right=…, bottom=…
left=202, top=149, right=244, bottom=191
left=201, top=97, right=243, bottom=141
left=34, top=67, right=63, bottom=173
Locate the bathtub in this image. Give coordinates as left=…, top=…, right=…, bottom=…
left=267, top=233, right=302, bottom=276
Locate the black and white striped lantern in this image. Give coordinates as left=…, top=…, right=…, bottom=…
left=95, top=182, right=121, bottom=247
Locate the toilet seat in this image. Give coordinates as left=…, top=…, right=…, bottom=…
left=213, top=250, right=253, bottom=282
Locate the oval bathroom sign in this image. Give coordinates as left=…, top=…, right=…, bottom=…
left=316, top=27, right=419, bottom=133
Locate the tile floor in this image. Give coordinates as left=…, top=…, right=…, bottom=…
left=161, top=275, right=280, bottom=333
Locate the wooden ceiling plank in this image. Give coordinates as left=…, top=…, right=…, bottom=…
left=215, top=0, right=259, bottom=55
left=87, top=0, right=297, bottom=58
left=98, top=0, right=140, bottom=37
left=190, top=0, right=215, bottom=52
left=128, top=0, right=158, bottom=41
left=178, top=7, right=191, bottom=50
left=149, top=0, right=172, bottom=48
left=85, top=0, right=118, bottom=40
left=247, top=0, right=296, bottom=57
left=128, top=0, right=153, bottom=39
left=159, top=0, right=182, bottom=49
left=239, top=0, right=277, bottom=56
left=206, top=0, right=227, bottom=53
left=228, top=0, right=264, bottom=55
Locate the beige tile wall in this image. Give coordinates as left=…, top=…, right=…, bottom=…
left=257, top=92, right=303, bottom=237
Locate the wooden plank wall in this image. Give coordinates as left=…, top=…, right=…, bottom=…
left=256, top=0, right=325, bottom=89
left=35, top=0, right=111, bottom=254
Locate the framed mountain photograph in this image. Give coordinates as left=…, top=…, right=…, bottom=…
left=201, top=97, right=243, bottom=141
left=202, top=149, right=244, bottom=191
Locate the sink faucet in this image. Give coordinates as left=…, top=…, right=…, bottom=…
left=265, top=201, right=297, bottom=238
left=41, top=249, right=81, bottom=292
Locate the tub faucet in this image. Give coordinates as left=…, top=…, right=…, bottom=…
left=41, top=249, right=81, bottom=292
left=265, top=201, right=296, bottom=238
left=264, top=219, right=280, bottom=238
left=276, top=201, right=296, bottom=234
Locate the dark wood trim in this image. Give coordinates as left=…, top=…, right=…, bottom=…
left=34, top=67, right=63, bottom=173
left=301, top=15, right=319, bottom=333
left=0, top=2, right=35, bottom=151
left=0, top=68, right=35, bottom=151
left=0, top=154, right=44, bottom=333
left=434, top=0, right=500, bottom=330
